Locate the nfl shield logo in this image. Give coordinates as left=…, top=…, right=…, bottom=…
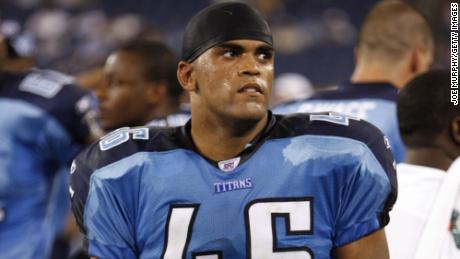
left=218, top=157, right=241, bottom=172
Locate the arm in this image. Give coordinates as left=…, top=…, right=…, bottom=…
left=322, top=118, right=397, bottom=257
left=70, top=146, right=139, bottom=259
left=332, top=229, right=389, bottom=259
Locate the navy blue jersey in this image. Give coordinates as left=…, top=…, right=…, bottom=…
left=274, top=82, right=405, bottom=163
left=0, top=70, right=92, bottom=259
left=71, top=112, right=397, bottom=259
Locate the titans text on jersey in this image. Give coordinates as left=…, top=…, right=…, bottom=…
left=71, top=112, right=397, bottom=259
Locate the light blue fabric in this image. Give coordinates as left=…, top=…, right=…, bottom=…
left=82, top=135, right=390, bottom=259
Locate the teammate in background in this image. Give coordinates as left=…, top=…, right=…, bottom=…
left=75, top=66, right=105, bottom=91
left=274, top=0, right=434, bottom=163
left=95, top=40, right=189, bottom=131
left=386, top=70, right=460, bottom=259
left=0, top=35, right=96, bottom=258
left=70, top=2, right=396, bottom=258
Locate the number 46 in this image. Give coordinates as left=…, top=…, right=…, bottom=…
left=99, top=127, right=149, bottom=151
left=161, top=198, right=313, bottom=259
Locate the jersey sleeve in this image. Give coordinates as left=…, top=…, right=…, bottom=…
left=22, top=70, right=95, bottom=144
left=15, top=70, right=97, bottom=164
left=39, top=85, right=95, bottom=165
left=50, top=83, right=94, bottom=145
left=333, top=124, right=397, bottom=247
left=388, top=119, right=406, bottom=163
left=70, top=144, right=140, bottom=259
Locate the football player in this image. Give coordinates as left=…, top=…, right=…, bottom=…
left=0, top=34, right=96, bottom=258
left=71, top=2, right=396, bottom=258
left=274, top=0, right=434, bottom=163
left=95, top=39, right=189, bottom=131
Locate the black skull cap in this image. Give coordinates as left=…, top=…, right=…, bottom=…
left=181, top=1, right=273, bottom=62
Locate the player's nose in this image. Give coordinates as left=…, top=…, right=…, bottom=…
left=93, top=83, right=108, bottom=101
left=238, top=55, right=260, bottom=77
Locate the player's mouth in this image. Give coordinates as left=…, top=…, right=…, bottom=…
left=238, top=83, right=263, bottom=96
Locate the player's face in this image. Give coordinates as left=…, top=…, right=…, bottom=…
left=97, top=51, right=152, bottom=130
left=193, top=39, right=274, bottom=121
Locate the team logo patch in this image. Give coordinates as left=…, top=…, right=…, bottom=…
left=449, top=209, right=460, bottom=249
left=214, top=177, right=253, bottom=194
left=218, top=157, right=241, bottom=172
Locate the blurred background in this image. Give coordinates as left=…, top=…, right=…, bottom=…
left=0, top=0, right=451, bottom=89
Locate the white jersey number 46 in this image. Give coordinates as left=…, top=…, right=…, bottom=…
left=161, top=198, right=313, bottom=259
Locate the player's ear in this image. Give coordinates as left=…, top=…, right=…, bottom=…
left=177, top=61, right=196, bottom=92
left=451, top=116, right=460, bottom=146
left=409, top=45, right=427, bottom=75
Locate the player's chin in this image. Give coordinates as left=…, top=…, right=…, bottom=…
left=100, top=118, right=118, bottom=132
left=236, top=103, right=268, bottom=121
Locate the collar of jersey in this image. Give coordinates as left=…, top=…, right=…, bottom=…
left=177, top=110, right=277, bottom=168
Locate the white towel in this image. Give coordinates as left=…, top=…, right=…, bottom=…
left=414, top=158, right=460, bottom=259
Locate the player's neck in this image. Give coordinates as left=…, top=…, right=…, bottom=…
left=145, top=98, right=179, bottom=122
left=351, top=63, right=404, bottom=89
left=405, top=147, right=454, bottom=171
left=190, top=112, right=269, bottom=162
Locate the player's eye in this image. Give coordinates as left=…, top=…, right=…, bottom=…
left=108, top=78, right=123, bottom=88
left=222, top=49, right=240, bottom=58
left=256, top=50, right=273, bottom=61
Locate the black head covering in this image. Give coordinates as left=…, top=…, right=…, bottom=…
left=181, top=1, right=273, bottom=62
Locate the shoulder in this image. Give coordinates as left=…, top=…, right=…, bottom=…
left=273, top=113, right=397, bottom=228
left=70, top=126, right=183, bottom=230
left=75, top=126, right=182, bottom=172
left=274, top=112, right=385, bottom=144
left=1, top=70, right=93, bottom=143
left=2, top=69, right=88, bottom=110
left=19, top=69, right=81, bottom=97
left=272, top=112, right=396, bottom=173
left=28, top=70, right=94, bottom=143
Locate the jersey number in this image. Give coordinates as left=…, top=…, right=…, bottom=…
left=161, top=198, right=313, bottom=259
left=99, top=127, right=149, bottom=151
left=309, top=112, right=360, bottom=126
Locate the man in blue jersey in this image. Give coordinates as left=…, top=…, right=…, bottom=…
left=95, top=39, right=189, bottom=131
left=274, top=0, right=434, bottom=163
left=71, top=2, right=397, bottom=258
left=0, top=35, right=96, bottom=258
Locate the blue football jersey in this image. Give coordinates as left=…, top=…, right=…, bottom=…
left=71, top=112, right=397, bottom=259
left=0, top=70, right=92, bottom=259
left=273, top=82, right=405, bottom=163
